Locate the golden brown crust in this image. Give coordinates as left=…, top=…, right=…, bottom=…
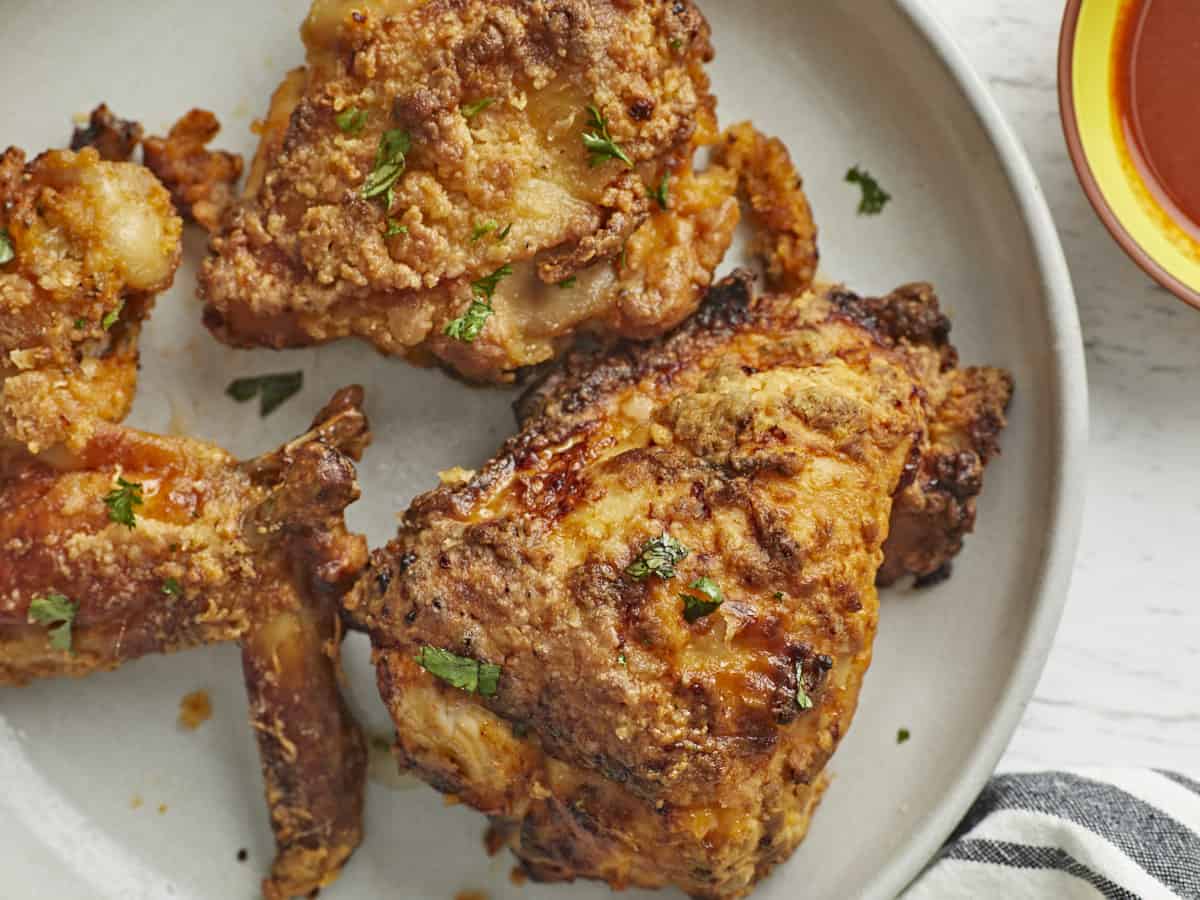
left=70, top=104, right=145, bottom=163
left=0, top=389, right=371, bottom=900
left=713, top=122, right=818, bottom=292
left=0, top=146, right=182, bottom=451
left=143, top=109, right=244, bottom=232
left=200, top=0, right=743, bottom=381
left=345, top=271, right=996, bottom=897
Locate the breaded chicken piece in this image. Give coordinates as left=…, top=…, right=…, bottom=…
left=0, top=146, right=182, bottom=452
left=345, top=272, right=1010, bottom=897
left=144, top=109, right=245, bottom=232
left=0, top=389, right=371, bottom=900
left=200, top=0, right=749, bottom=381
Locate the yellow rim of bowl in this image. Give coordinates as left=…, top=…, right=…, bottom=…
left=1070, top=0, right=1200, bottom=297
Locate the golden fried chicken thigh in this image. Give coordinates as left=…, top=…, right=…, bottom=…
left=200, top=0, right=751, bottom=381
left=345, top=272, right=1011, bottom=897
left=0, top=146, right=182, bottom=452
left=0, top=389, right=371, bottom=900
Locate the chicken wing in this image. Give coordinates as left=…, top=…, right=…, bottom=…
left=345, top=271, right=1011, bottom=897
left=0, top=145, right=182, bottom=452
left=0, top=388, right=371, bottom=899
left=200, top=0, right=749, bottom=382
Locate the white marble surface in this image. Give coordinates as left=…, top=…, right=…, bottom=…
left=929, top=0, right=1200, bottom=774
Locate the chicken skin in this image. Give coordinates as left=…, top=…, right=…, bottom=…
left=344, top=272, right=1011, bottom=897
left=0, top=388, right=370, bottom=899
left=199, top=0, right=755, bottom=381
left=0, top=146, right=182, bottom=452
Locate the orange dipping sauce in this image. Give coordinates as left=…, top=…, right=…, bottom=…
left=1113, top=0, right=1200, bottom=239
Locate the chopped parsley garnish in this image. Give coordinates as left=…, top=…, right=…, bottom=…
left=669, top=37, right=683, bottom=50
left=647, top=171, right=670, bottom=210
left=496, top=223, right=512, bottom=241
left=471, top=221, right=499, bottom=242
left=795, top=661, right=814, bottom=710
left=335, top=106, right=368, bottom=135
left=897, top=728, right=911, bottom=744
left=74, top=317, right=88, bottom=330
left=557, top=276, right=577, bottom=289
left=385, top=219, right=408, bottom=237
left=617, top=653, right=627, bottom=666
left=681, top=576, right=724, bottom=622
left=582, top=104, right=633, bottom=168
left=28, top=593, right=77, bottom=652
left=461, top=97, right=496, bottom=120
left=162, top=577, right=183, bottom=597
left=362, top=129, right=412, bottom=203
left=104, top=477, right=143, bottom=529
left=101, top=300, right=123, bottom=330
left=774, top=591, right=786, bottom=601
left=626, top=533, right=689, bottom=580
left=0, top=229, right=14, bottom=265
left=845, top=165, right=891, bottom=215
left=226, top=371, right=304, bottom=417
left=417, top=646, right=501, bottom=697
left=444, top=264, right=512, bottom=343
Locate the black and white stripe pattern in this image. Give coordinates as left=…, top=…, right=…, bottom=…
left=906, top=770, right=1200, bottom=899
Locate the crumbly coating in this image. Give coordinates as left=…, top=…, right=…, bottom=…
left=144, top=109, right=244, bottom=232
left=346, top=270, right=1010, bottom=898
left=200, top=0, right=741, bottom=381
left=0, top=146, right=182, bottom=451
left=0, top=389, right=372, bottom=900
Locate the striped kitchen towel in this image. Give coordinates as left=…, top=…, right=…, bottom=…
left=905, top=770, right=1200, bottom=899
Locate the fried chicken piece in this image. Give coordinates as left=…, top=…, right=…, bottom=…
left=70, top=103, right=144, bottom=162
left=143, top=109, right=244, bottom=232
left=345, top=272, right=1011, bottom=897
left=200, top=0, right=746, bottom=382
left=0, top=388, right=371, bottom=900
left=713, top=121, right=818, bottom=292
left=0, top=146, right=182, bottom=452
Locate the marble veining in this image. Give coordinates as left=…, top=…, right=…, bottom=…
left=934, top=0, right=1200, bottom=775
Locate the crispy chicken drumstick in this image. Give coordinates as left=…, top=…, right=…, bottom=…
left=345, top=271, right=1011, bottom=898
left=0, top=141, right=366, bottom=899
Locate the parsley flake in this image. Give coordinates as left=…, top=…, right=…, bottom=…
left=102, top=300, right=123, bottom=330
left=445, top=265, right=512, bottom=342
left=681, top=576, right=724, bottom=623
left=74, top=317, right=88, bottom=330
left=669, top=37, right=683, bottom=50
left=795, top=661, right=814, bottom=710
left=385, top=219, right=408, bottom=237
left=0, top=229, right=14, bottom=265
left=648, top=171, right=670, bottom=210
left=362, top=129, right=412, bottom=202
left=226, top=371, right=304, bottom=417
left=162, top=577, right=183, bottom=597
left=496, top=223, right=512, bottom=241
left=626, top=533, right=689, bottom=580
left=774, top=591, right=786, bottom=601
left=417, top=646, right=501, bottom=697
left=28, top=593, right=77, bottom=652
left=557, top=276, right=577, bottom=289
left=471, top=221, right=499, bottom=242
left=461, top=97, right=496, bottom=120
left=845, top=165, right=891, bottom=215
left=104, top=477, right=143, bottom=529
left=335, top=106, right=368, bottom=135
left=897, top=728, right=911, bottom=745
left=582, top=104, right=632, bottom=168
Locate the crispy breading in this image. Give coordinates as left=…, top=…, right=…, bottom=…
left=70, top=103, right=145, bottom=163
left=713, top=121, right=818, bottom=292
left=0, top=389, right=371, bottom=900
left=0, top=146, right=181, bottom=452
left=143, top=109, right=244, bottom=232
left=200, top=0, right=746, bottom=381
left=346, top=271, right=1010, bottom=898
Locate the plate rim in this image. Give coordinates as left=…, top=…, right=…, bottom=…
left=861, top=2, right=1088, bottom=898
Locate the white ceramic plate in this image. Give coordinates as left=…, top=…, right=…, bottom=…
left=0, top=1, right=1086, bottom=898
